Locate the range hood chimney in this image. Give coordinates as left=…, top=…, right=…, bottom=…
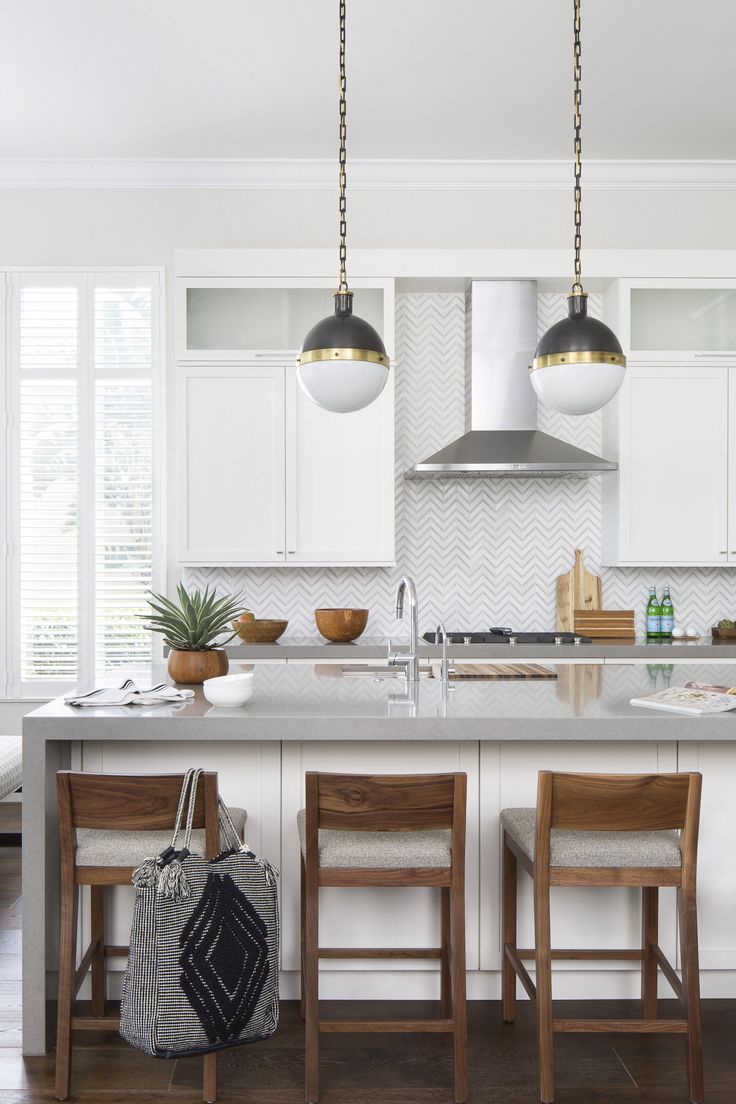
left=410, top=280, right=617, bottom=477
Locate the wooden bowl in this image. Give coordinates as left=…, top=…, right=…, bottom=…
left=712, top=626, right=736, bottom=639
left=232, top=619, right=288, bottom=644
left=314, top=608, right=369, bottom=642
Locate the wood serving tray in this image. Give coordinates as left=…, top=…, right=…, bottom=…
left=448, top=663, right=557, bottom=680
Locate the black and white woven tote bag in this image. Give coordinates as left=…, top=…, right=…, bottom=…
left=119, top=768, right=279, bottom=1058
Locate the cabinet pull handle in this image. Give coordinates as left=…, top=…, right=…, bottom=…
left=287, top=550, right=296, bottom=554
left=719, top=550, right=728, bottom=554
left=276, top=550, right=284, bottom=554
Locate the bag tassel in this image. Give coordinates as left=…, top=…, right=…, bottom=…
left=132, top=856, right=160, bottom=889
left=157, top=859, right=190, bottom=901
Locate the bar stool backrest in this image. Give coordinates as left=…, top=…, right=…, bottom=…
left=57, top=771, right=220, bottom=859
left=535, top=771, right=702, bottom=872
left=307, top=772, right=462, bottom=831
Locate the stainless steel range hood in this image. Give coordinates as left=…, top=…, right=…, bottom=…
left=410, top=281, right=617, bottom=478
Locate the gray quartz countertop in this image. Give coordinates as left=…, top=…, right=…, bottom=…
left=223, top=635, right=736, bottom=661
left=23, top=661, right=736, bottom=741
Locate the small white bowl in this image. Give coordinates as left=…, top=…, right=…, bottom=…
left=203, top=672, right=255, bottom=707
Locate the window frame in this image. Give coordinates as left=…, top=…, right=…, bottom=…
left=2, top=267, right=166, bottom=700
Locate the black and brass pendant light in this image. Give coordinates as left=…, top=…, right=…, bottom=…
left=530, top=0, right=626, bottom=415
left=297, top=0, right=389, bottom=414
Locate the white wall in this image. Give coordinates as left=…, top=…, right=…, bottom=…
left=2, top=186, right=736, bottom=267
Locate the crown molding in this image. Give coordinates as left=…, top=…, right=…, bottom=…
left=1, top=158, right=736, bottom=190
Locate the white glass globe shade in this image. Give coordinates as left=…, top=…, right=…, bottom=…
left=530, top=360, right=626, bottom=416
left=296, top=359, right=389, bottom=414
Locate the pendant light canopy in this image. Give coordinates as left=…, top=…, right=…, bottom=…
left=530, top=0, right=626, bottom=416
left=297, top=0, right=389, bottom=414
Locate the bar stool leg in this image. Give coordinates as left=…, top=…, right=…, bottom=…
left=534, top=870, right=554, bottom=1104
left=450, top=876, right=467, bottom=1103
left=90, top=886, right=106, bottom=1017
left=300, top=858, right=307, bottom=1022
left=678, top=884, right=704, bottom=1104
left=641, top=886, right=659, bottom=1019
left=502, top=833, right=517, bottom=1023
left=304, top=862, right=319, bottom=1103
left=54, top=878, right=78, bottom=1101
left=202, top=1054, right=217, bottom=1103
left=440, top=886, right=451, bottom=1018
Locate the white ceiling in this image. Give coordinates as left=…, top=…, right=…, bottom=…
left=1, top=0, right=734, bottom=161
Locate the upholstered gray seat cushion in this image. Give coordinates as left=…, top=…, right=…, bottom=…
left=0, top=737, right=22, bottom=801
left=296, top=808, right=451, bottom=869
left=75, top=807, right=247, bottom=867
left=501, top=807, right=682, bottom=868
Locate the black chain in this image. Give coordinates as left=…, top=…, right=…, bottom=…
left=338, top=0, right=348, bottom=292
left=572, top=0, right=583, bottom=294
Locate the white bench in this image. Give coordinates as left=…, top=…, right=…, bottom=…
left=0, top=736, right=22, bottom=846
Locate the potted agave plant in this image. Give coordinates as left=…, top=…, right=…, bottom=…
left=145, top=583, right=247, bottom=684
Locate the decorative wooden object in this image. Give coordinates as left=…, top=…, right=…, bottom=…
left=445, top=664, right=556, bottom=681
left=573, top=609, right=635, bottom=639
left=711, top=626, right=736, bottom=640
left=231, top=619, right=289, bottom=644
left=301, top=771, right=468, bottom=1104
left=556, top=663, right=602, bottom=713
left=55, top=772, right=221, bottom=1103
left=502, top=771, right=704, bottom=1104
left=167, top=648, right=228, bottom=684
left=314, top=608, right=369, bottom=642
left=555, top=549, right=601, bottom=632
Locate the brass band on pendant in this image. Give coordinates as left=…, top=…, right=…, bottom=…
left=297, top=347, right=390, bottom=367
left=529, top=350, right=627, bottom=372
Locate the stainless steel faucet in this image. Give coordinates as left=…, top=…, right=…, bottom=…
left=435, top=621, right=453, bottom=698
left=388, top=576, right=420, bottom=684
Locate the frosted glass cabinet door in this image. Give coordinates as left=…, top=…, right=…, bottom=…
left=284, top=367, right=395, bottom=563
left=617, top=364, right=729, bottom=563
left=630, top=288, right=736, bottom=353
left=177, top=364, right=286, bottom=563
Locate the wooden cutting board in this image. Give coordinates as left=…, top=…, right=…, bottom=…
left=447, top=663, right=557, bottom=680
left=573, top=609, right=635, bottom=639
left=556, top=548, right=602, bottom=632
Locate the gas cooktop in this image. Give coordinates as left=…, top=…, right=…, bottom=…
left=422, top=628, right=592, bottom=646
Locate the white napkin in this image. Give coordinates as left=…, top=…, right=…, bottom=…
left=64, top=678, right=195, bottom=707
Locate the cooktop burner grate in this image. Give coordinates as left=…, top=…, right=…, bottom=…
left=421, top=629, right=592, bottom=645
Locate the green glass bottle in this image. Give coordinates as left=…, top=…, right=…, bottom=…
left=660, top=586, right=675, bottom=639
left=646, top=586, right=660, bottom=639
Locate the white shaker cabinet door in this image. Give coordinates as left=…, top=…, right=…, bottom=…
left=177, top=364, right=286, bottom=564
left=284, top=366, right=395, bottom=564
left=615, top=364, right=729, bottom=564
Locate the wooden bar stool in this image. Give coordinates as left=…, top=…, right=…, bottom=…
left=299, top=771, right=467, bottom=1104
left=501, top=771, right=703, bottom=1104
left=55, top=770, right=247, bottom=1103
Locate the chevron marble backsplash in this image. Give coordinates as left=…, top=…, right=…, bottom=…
left=182, top=291, right=736, bottom=638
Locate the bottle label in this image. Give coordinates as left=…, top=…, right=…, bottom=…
left=646, top=615, right=660, bottom=634
left=660, top=615, right=674, bottom=633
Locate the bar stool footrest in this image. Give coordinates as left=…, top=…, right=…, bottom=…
left=553, top=1018, right=688, bottom=1034
left=318, top=947, right=442, bottom=959
left=320, top=1019, right=454, bottom=1033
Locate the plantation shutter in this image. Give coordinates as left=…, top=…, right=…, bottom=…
left=11, top=272, right=160, bottom=696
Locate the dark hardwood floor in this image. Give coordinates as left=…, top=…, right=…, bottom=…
left=1, top=813, right=735, bottom=1102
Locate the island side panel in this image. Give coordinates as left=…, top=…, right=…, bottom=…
left=21, top=730, right=71, bottom=1054
left=280, top=740, right=480, bottom=999
left=480, top=740, right=679, bottom=998
left=678, top=741, right=736, bottom=987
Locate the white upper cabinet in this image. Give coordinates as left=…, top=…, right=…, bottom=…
left=602, top=363, right=730, bottom=565
left=177, top=364, right=286, bottom=564
left=177, top=277, right=385, bottom=360
left=175, top=276, right=395, bottom=566
left=285, top=366, right=394, bottom=564
left=608, top=278, right=736, bottom=360
left=602, top=278, right=736, bottom=565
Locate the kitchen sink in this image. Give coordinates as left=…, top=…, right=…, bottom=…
left=339, top=664, right=434, bottom=679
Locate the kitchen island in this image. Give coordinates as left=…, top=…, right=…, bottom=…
left=22, top=661, right=736, bottom=1054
